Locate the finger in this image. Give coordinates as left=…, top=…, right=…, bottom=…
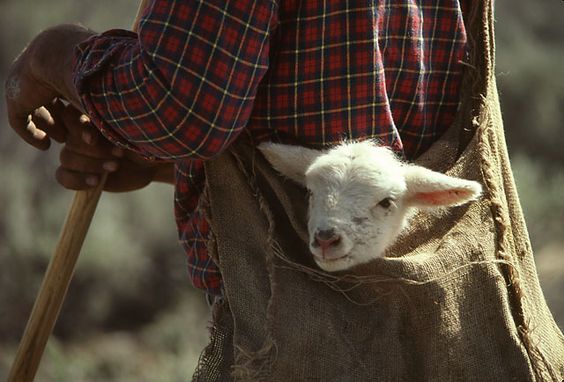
left=60, top=146, right=119, bottom=174
left=103, top=161, right=155, bottom=192
left=55, top=167, right=102, bottom=190
left=25, top=118, right=52, bottom=150
left=64, top=124, right=122, bottom=160
left=7, top=107, right=51, bottom=150
left=64, top=137, right=120, bottom=161
left=78, top=115, right=101, bottom=146
left=39, top=99, right=69, bottom=143
left=32, top=106, right=67, bottom=143
left=59, top=105, right=126, bottom=160
left=60, top=105, right=101, bottom=146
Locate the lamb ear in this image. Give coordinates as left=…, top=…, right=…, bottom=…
left=258, top=142, right=323, bottom=185
left=403, top=166, right=482, bottom=207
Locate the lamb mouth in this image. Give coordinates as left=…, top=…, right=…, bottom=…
left=315, top=254, right=351, bottom=264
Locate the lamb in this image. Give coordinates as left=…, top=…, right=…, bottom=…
left=258, top=140, right=482, bottom=272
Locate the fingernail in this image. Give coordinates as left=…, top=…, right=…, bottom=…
left=86, top=176, right=98, bottom=186
left=79, top=115, right=91, bottom=124
left=32, top=129, right=47, bottom=140
left=112, top=147, right=124, bottom=157
left=82, top=131, right=93, bottom=144
left=103, top=161, right=118, bottom=172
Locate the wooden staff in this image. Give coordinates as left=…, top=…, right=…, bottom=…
left=7, top=1, right=150, bottom=380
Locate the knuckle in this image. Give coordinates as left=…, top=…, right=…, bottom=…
left=56, top=167, right=88, bottom=190
left=5, top=76, right=22, bottom=100
left=55, top=167, right=74, bottom=189
left=59, top=147, right=72, bottom=165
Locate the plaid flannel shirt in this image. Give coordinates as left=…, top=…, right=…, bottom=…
left=74, top=0, right=468, bottom=296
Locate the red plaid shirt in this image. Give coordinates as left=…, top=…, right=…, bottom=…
left=74, top=0, right=468, bottom=296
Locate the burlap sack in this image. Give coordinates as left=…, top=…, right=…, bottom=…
left=193, top=1, right=564, bottom=381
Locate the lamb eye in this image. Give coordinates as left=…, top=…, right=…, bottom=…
left=352, top=217, right=368, bottom=224
left=378, top=197, right=393, bottom=209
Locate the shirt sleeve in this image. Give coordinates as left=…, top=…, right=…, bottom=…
left=174, top=158, right=222, bottom=294
left=73, top=0, right=278, bottom=160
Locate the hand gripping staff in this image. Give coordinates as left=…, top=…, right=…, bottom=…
left=8, top=1, right=150, bottom=380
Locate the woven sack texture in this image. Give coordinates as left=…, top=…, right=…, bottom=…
left=193, top=2, right=564, bottom=381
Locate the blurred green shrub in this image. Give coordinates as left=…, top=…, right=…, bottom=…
left=0, top=1, right=210, bottom=379
left=496, top=1, right=564, bottom=164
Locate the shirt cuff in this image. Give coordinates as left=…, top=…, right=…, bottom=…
left=72, top=30, right=144, bottom=155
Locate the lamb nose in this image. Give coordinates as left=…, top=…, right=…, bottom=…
left=314, top=229, right=341, bottom=250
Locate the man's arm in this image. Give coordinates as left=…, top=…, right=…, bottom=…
left=71, top=0, right=276, bottom=161
left=5, top=25, right=174, bottom=192
left=5, top=1, right=276, bottom=189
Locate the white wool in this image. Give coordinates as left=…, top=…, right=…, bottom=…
left=259, top=141, right=482, bottom=272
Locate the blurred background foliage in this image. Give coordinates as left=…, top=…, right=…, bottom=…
left=0, top=1, right=562, bottom=380
left=0, top=1, right=210, bottom=381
